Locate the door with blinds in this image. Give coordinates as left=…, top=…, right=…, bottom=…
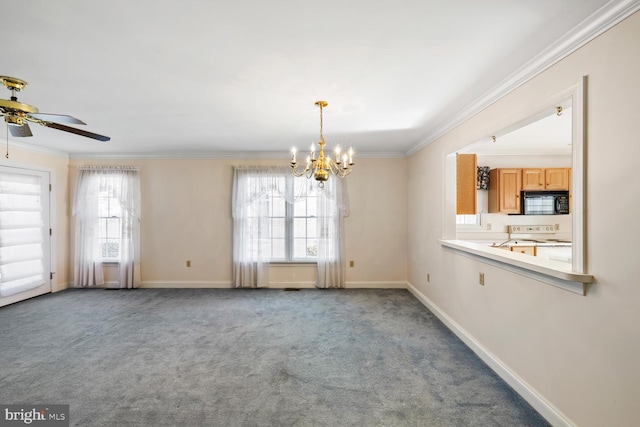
left=0, top=166, right=51, bottom=308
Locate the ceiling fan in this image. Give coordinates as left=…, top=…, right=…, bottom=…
left=0, top=75, right=110, bottom=143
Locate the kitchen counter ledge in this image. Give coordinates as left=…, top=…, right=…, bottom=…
left=439, top=239, right=594, bottom=295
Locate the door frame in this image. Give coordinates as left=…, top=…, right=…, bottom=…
left=0, top=163, right=55, bottom=307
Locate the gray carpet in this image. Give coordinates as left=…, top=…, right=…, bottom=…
left=0, top=288, right=549, bottom=426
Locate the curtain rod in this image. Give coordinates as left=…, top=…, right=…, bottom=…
left=78, top=166, right=141, bottom=171
left=233, top=165, right=289, bottom=171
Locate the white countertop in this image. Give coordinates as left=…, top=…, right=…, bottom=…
left=439, top=239, right=594, bottom=294
left=464, top=239, right=572, bottom=248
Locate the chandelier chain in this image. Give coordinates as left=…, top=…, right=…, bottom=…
left=319, top=102, right=324, bottom=142
left=5, top=122, right=9, bottom=159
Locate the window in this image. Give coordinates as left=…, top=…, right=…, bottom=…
left=73, top=166, right=141, bottom=288
left=232, top=166, right=348, bottom=288
left=246, top=174, right=317, bottom=262
left=456, top=214, right=481, bottom=225
left=98, top=191, right=122, bottom=261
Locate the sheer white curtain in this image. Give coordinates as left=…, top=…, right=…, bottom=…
left=316, top=176, right=349, bottom=289
left=231, top=166, right=288, bottom=288
left=232, top=165, right=349, bottom=289
left=73, top=166, right=141, bottom=288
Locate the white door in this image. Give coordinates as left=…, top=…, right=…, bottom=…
left=0, top=165, right=52, bottom=308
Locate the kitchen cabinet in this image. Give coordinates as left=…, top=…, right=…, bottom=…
left=488, top=168, right=521, bottom=214
left=545, top=168, right=570, bottom=190
left=521, top=167, right=570, bottom=190
left=511, top=246, right=536, bottom=256
left=521, top=168, right=545, bottom=190
left=456, top=153, right=477, bottom=214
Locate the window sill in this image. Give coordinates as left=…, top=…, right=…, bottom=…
left=439, top=239, right=594, bottom=295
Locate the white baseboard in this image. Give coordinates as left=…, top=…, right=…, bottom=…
left=346, top=281, right=408, bottom=289
left=138, top=281, right=409, bottom=289
left=139, top=281, right=233, bottom=288
left=406, top=282, right=573, bottom=427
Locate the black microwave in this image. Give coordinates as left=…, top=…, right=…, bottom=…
left=521, top=191, right=570, bottom=215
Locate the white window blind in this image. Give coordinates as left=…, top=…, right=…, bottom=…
left=0, top=171, right=46, bottom=297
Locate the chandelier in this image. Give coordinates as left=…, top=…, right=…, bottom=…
left=290, top=101, right=354, bottom=188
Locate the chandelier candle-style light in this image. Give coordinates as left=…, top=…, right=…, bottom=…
left=290, top=101, right=354, bottom=188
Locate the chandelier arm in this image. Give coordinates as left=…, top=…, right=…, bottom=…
left=291, top=163, right=309, bottom=177
left=326, top=158, right=339, bottom=174
left=340, top=167, right=353, bottom=178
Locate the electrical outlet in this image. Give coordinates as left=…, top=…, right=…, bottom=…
left=427, top=273, right=430, bottom=283
left=479, top=273, right=485, bottom=286
left=186, top=260, right=191, bottom=268
left=349, top=260, right=354, bottom=268
left=487, top=223, right=492, bottom=231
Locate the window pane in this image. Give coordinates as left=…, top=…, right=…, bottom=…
left=109, top=200, right=122, bottom=217
left=306, top=197, right=317, bottom=216
left=456, top=214, right=480, bottom=225
left=307, top=218, right=317, bottom=238
left=272, top=197, right=286, bottom=217
left=106, top=218, right=120, bottom=238
left=293, top=218, right=306, bottom=238
left=272, top=218, right=285, bottom=238
left=293, top=178, right=306, bottom=196
left=293, top=238, right=307, bottom=258
left=98, top=219, right=107, bottom=238
left=272, top=238, right=285, bottom=259
left=106, top=239, right=119, bottom=258
left=98, top=198, right=109, bottom=217
left=294, top=199, right=306, bottom=216
left=306, top=239, right=318, bottom=257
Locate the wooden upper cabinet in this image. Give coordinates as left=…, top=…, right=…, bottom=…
left=456, top=153, right=477, bottom=214
left=522, top=168, right=545, bottom=190
left=545, top=168, right=570, bottom=190
left=522, top=167, right=570, bottom=190
left=488, top=168, right=521, bottom=214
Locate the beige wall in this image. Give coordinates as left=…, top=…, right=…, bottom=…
left=68, top=157, right=408, bottom=287
left=407, top=11, right=640, bottom=427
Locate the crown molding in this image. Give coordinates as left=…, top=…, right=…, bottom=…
left=68, top=150, right=406, bottom=160
left=406, top=0, right=640, bottom=156
left=4, top=139, right=70, bottom=159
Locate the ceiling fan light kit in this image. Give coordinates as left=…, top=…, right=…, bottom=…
left=290, top=101, right=354, bottom=188
left=0, top=75, right=110, bottom=158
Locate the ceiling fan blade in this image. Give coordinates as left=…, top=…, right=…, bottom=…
left=30, top=113, right=86, bottom=125
left=8, top=122, right=33, bottom=137
left=44, top=122, right=110, bottom=142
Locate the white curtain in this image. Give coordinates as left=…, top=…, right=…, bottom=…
left=73, top=166, right=141, bottom=288
left=232, top=166, right=348, bottom=289
left=316, top=176, right=349, bottom=289
left=231, top=166, right=288, bottom=288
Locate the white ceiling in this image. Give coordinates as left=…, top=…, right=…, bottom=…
left=461, top=106, right=573, bottom=156
left=0, top=0, right=635, bottom=158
